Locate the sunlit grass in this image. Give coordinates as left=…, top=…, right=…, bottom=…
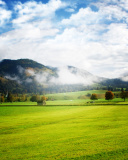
left=0, top=105, right=128, bottom=159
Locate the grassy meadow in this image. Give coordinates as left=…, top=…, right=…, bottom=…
left=0, top=105, right=128, bottom=160
left=0, top=90, right=128, bottom=159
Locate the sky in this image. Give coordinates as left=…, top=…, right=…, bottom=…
left=0, top=0, right=128, bottom=79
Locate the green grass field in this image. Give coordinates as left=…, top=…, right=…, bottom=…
left=0, top=105, right=128, bottom=160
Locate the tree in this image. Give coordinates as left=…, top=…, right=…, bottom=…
left=30, top=95, right=48, bottom=105
left=120, top=91, right=128, bottom=101
left=7, top=93, right=14, bottom=102
left=105, top=91, right=114, bottom=101
left=20, top=94, right=27, bottom=102
left=41, top=96, right=48, bottom=101
left=30, top=95, right=40, bottom=102
left=41, top=96, right=48, bottom=105
left=121, top=88, right=124, bottom=92
left=30, top=95, right=37, bottom=102
left=37, top=96, right=48, bottom=105
left=90, top=93, right=98, bottom=100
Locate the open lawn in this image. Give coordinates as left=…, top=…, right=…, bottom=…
left=0, top=105, right=128, bottom=159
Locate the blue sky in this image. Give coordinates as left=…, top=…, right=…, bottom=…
left=0, top=0, right=128, bottom=79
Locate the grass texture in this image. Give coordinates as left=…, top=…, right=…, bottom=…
left=0, top=105, right=128, bottom=160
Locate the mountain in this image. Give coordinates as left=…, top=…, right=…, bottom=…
left=0, top=59, right=54, bottom=76
left=0, top=59, right=56, bottom=93
left=0, top=58, right=128, bottom=94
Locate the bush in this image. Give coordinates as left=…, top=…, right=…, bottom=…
left=90, top=93, right=98, bottom=100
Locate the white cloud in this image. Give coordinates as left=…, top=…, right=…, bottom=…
left=0, top=0, right=128, bottom=79
left=1, top=24, right=59, bottom=41
left=119, top=0, right=128, bottom=10
left=25, top=66, right=99, bottom=85
left=0, top=0, right=5, bottom=5
left=13, top=0, right=67, bottom=28
left=100, top=0, right=128, bottom=11
left=62, top=7, right=101, bottom=26
left=121, top=76, right=128, bottom=82
left=5, top=75, right=22, bottom=84
left=99, top=5, right=128, bottom=23
left=0, top=0, right=66, bottom=43
left=49, top=66, right=98, bottom=85
left=102, top=23, right=128, bottom=44
left=0, top=1, right=11, bottom=27
left=65, top=8, right=75, bottom=13
left=120, top=69, right=128, bottom=82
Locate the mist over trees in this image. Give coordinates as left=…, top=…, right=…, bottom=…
left=0, top=59, right=128, bottom=95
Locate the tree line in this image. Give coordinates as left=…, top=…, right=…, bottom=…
left=90, top=89, right=128, bottom=101
left=0, top=93, right=27, bottom=103
left=1, top=88, right=128, bottom=104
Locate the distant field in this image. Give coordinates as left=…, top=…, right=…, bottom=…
left=46, top=90, right=107, bottom=100
left=0, top=105, right=128, bottom=159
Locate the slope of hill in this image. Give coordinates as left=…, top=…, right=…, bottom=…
left=0, top=59, right=56, bottom=93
